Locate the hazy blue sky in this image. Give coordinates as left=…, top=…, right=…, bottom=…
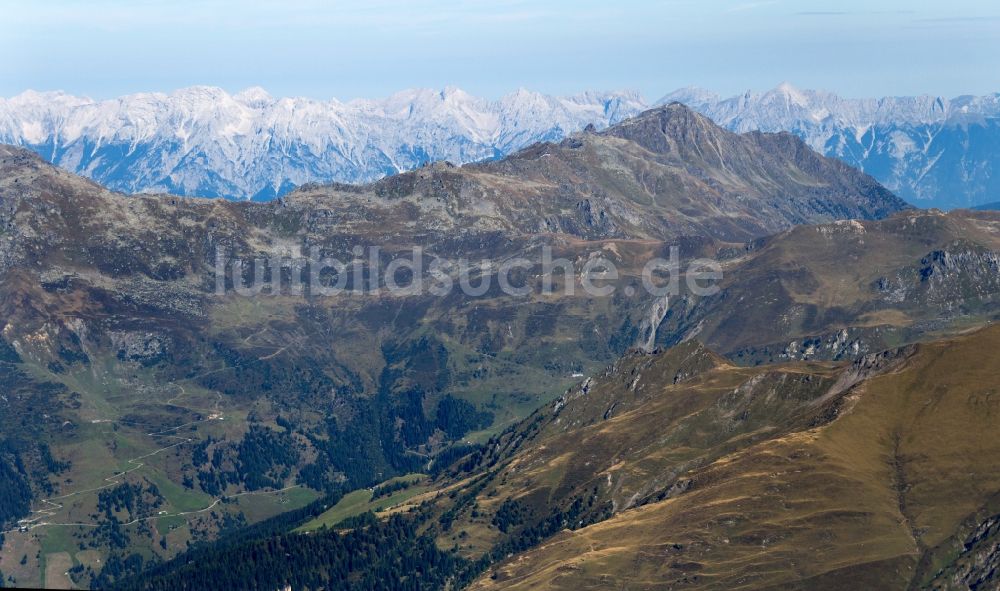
left=1, top=0, right=998, bottom=100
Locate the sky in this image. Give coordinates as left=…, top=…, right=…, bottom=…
left=1, top=0, right=998, bottom=101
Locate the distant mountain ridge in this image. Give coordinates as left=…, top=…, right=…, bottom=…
left=665, top=83, right=1000, bottom=209
left=0, top=86, right=645, bottom=200
left=2, top=83, right=999, bottom=207
left=282, top=102, right=907, bottom=243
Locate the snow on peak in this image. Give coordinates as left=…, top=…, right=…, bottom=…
left=0, top=85, right=649, bottom=199
left=660, top=85, right=1000, bottom=209
left=774, top=81, right=803, bottom=96
left=169, top=85, right=231, bottom=103
left=234, top=86, right=274, bottom=108
left=3, top=83, right=999, bottom=207
left=657, top=86, right=721, bottom=108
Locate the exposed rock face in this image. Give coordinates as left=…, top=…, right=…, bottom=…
left=110, top=331, right=171, bottom=364
left=663, top=84, right=1000, bottom=209
left=656, top=210, right=1000, bottom=363
left=923, top=513, right=1000, bottom=590
left=281, top=103, right=909, bottom=244
left=914, top=508, right=1000, bottom=591
left=0, top=86, right=648, bottom=200
left=4, top=83, right=1000, bottom=209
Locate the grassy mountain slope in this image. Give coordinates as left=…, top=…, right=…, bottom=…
left=0, top=103, right=929, bottom=588
left=118, top=326, right=1000, bottom=591
left=659, top=210, right=1000, bottom=363
left=470, top=324, right=1000, bottom=590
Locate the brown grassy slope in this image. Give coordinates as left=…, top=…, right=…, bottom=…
left=425, top=340, right=905, bottom=563
left=470, top=323, right=1000, bottom=590
left=659, top=210, right=1000, bottom=362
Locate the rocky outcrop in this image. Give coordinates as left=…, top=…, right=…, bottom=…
left=926, top=514, right=1000, bottom=590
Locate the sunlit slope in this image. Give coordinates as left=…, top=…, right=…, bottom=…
left=471, top=324, right=1000, bottom=590
left=660, top=210, right=1000, bottom=363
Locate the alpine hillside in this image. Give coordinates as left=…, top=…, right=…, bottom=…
left=0, top=104, right=912, bottom=588
left=3, top=84, right=999, bottom=208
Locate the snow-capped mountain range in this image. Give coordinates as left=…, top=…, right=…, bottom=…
left=0, top=86, right=645, bottom=201
left=665, top=83, right=1000, bottom=209
left=2, top=83, right=999, bottom=207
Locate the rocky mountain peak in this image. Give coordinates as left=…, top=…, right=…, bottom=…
left=4, top=85, right=1000, bottom=207
left=233, top=86, right=275, bottom=108
left=599, top=102, right=720, bottom=153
